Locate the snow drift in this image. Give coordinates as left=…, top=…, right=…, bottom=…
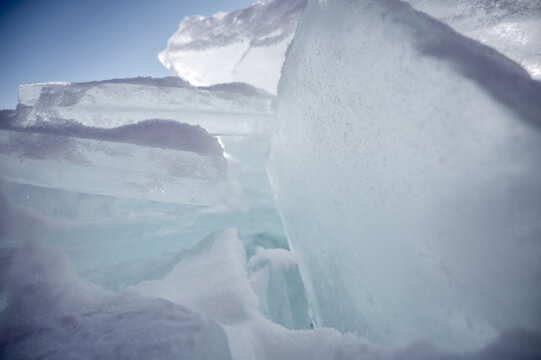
left=268, top=0, right=541, bottom=351
left=0, top=120, right=228, bottom=205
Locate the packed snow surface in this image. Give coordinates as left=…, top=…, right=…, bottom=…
left=158, top=0, right=307, bottom=94
left=268, top=0, right=541, bottom=351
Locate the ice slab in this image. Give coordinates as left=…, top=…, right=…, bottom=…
left=159, top=0, right=307, bottom=94
left=406, top=0, right=541, bottom=79
left=14, top=77, right=273, bottom=135
left=268, top=0, right=541, bottom=351
left=0, top=120, right=227, bottom=205
left=0, top=131, right=286, bottom=291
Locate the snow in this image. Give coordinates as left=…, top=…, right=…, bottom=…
left=131, top=228, right=261, bottom=324
left=268, top=0, right=541, bottom=351
left=1, top=212, right=539, bottom=359
left=158, top=0, right=306, bottom=94
left=0, top=239, right=233, bottom=360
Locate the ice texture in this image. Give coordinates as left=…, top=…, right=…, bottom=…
left=15, top=77, right=273, bottom=135
left=406, top=0, right=541, bottom=79
left=0, top=120, right=227, bottom=205
left=158, top=0, right=307, bottom=94
left=268, top=0, right=541, bottom=351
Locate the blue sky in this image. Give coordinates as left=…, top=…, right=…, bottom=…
left=0, top=0, right=255, bottom=109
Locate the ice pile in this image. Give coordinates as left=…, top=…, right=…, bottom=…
left=268, top=0, right=541, bottom=351
left=158, top=0, right=307, bottom=94
left=14, top=77, right=273, bottom=135
left=407, top=0, right=541, bottom=79
left=159, top=0, right=541, bottom=94
left=0, top=74, right=287, bottom=290
left=2, top=216, right=539, bottom=359
left=2, top=0, right=541, bottom=358
left=0, top=237, right=233, bottom=360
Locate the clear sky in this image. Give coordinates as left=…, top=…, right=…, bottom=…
left=0, top=0, right=256, bottom=109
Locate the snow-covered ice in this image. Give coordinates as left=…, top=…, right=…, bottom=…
left=268, top=0, right=541, bottom=351
left=0, top=239, right=233, bottom=360
left=158, top=0, right=306, bottom=94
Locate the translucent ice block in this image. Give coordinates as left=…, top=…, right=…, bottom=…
left=268, top=0, right=541, bottom=351
left=0, top=120, right=227, bottom=206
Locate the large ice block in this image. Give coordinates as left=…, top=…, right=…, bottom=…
left=268, top=0, right=541, bottom=351
left=159, top=0, right=307, bottom=94
left=0, top=120, right=227, bottom=205
left=15, top=77, right=273, bottom=135
left=406, top=0, right=541, bottom=79
left=0, top=240, right=233, bottom=360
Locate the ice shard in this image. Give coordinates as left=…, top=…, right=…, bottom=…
left=406, top=0, right=541, bottom=79
left=268, top=0, right=541, bottom=351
